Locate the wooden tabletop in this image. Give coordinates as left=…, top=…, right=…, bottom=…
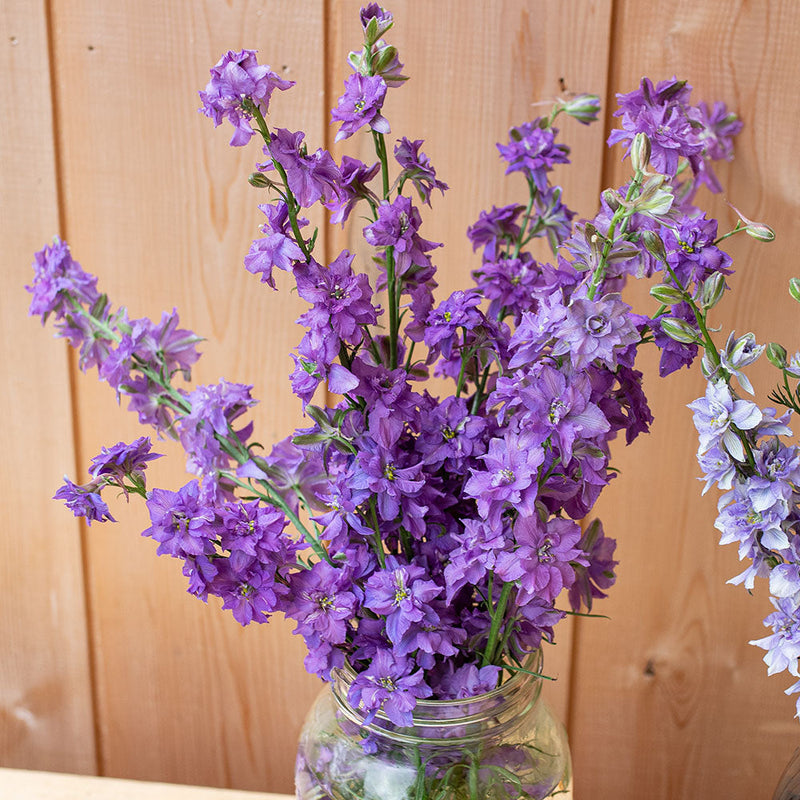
left=0, top=767, right=574, bottom=799
left=0, top=768, right=291, bottom=800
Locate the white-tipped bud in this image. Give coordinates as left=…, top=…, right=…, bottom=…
left=766, top=342, right=788, bottom=369
left=789, top=278, right=800, bottom=304
left=649, top=284, right=684, bottom=305
left=700, top=272, right=726, bottom=310
left=630, top=132, right=651, bottom=172
left=728, top=203, right=775, bottom=242
left=660, top=317, right=700, bottom=344
left=640, top=229, right=667, bottom=262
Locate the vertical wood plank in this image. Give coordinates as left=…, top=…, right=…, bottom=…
left=569, top=1, right=800, bottom=798
left=0, top=0, right=96, bottom=776
left=328, top=0, right=613, bottom=726
left=48, top=0, right=326, bottom=791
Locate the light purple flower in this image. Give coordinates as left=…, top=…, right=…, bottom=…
left=688, top=380, right=762, bottom=462
left=347, top=649, right=432, bottom=726
left=551, top=291, right=641, bottom=370
left=394, top=138, right=448, bottom=205
left=199, top=50, right=294, bottom=146
left=54, top=478, right=115, bottom=525
left=331, top=74, right=390, bottom=142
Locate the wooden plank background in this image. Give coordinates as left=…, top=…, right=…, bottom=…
left=2, top=0, right=799, bottom=797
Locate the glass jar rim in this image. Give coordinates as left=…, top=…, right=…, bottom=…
left=329, top=649, right=545, bottom=744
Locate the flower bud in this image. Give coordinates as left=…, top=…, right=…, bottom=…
left=561, top=93, right=601, bottom=125
left=640, top=229, right=667, bottom=262
left=766, top=342, right=788, bottom=369
left=660, top=317, right=700, bottom=344
left=248, top=171, right=272, bottom=188
left=630, top=132, right=651, bottom=172
left=634, top=175, right=673, bottom=217
left=728, top=203, right=775, bottom=242
left=789, top=277, right=800, bottom=304
left=601, top=189, right=622, bottom=211
left=700, top=272, right=726, bottom=310
left=649, top=284, right=684, bottom=305
left=744, top=222, right=775, bottom=242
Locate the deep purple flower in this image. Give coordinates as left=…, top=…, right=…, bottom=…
left=54, top=478, right=115, bottom=525
left=347, top=649, right=432, bottom=726
left=294, top=251, right=379, bottom=349
left=497, top=120, right=570, bottom=191
left=199, top=50, right=294, bottom=146
left=364, top=558, right=442, bottom=642
left=423, top=290, right=485, bottom=359
left=472, top=254, right=544, bottom=321
left=467, top=204, right=525, bottom=262
left=496, top=364, right=611, bottom=463
left=363, top=195, right=441, bottom=277
left=218, top=498, right=295, bottom=575
left=608, top=77, right=703, bottom=176
left=651, top=302, right=700, bottom=377
left=287, top=560, right=359, bottom=645
left=266, top=128, right=342, bottom=208
left=324, top=156, right=380, bottom=226
left=88, top=436, right=162, bottom=494
left=567, top=519, right=618, bottom=612
left=443, top=518, right=508, bottom=602
left=143, top=480, right=217, bottom=558
left=331, top=73, right=390, bottom=142
left=394, top=138, right=448, bottom=205
left=360, top=3, right=393, bottom=39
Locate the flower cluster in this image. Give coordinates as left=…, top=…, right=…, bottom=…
left=28, top=4, right=796, bottom=736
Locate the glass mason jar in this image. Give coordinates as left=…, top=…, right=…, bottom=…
left=295, top=652, right=571, bottom=800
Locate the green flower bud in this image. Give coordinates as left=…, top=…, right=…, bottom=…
left=630, top=132, right=651, bottom=172
left=248, top=171, right=272, bottom=189
left=634, top=175, right=673, bottom=217
left=601, top=189, right=622, bottom=212
left=640, top=229, right=667, bottom=262
left=660, top=317, right=700, bottom=344
left=700, top=272, right=726, bottom=310
left=649, top=284, right=684, bottom=304
left=373, top=44, right=399, bottom=74
left=561, top=93, right=601, bottom=125
left=766, top=342, right=788, bottom=369
left=744, top=222, right=775, bottom=242
left=789, top=278, right=800, bottom=304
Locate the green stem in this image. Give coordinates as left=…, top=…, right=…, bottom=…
left=587, top=172, right=644, bottom=300
left=249, top=103, right=313, bottom=262
left=482, top=579, right=512, bottom=666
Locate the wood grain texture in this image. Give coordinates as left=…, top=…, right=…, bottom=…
left=0, top=0, right=97, bottom=776
left=328, top=0, right=614, bottom=725
left=569, top=2, right=800, bottom=798
left=48, top=0, right=326, bottom=791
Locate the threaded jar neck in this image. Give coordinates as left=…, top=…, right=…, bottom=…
left=330, top=651, right=545, bottom=747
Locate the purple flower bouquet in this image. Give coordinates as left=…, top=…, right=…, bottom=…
left=27, top=3, right=797, bottom=798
